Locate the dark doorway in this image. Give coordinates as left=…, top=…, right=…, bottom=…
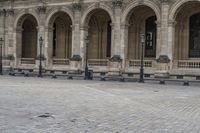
left=145, top=16, right=157, bottom=57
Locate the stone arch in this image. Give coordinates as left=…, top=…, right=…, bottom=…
left=46, top=11, right=73, bottom=65
left=86, top=8, right=112, bottom=59
left=123, top=4, right=158, bottom=60
left=121, top=1, right=161, bottom=25
left=14, top=9, right=39, bottom=30
left=169, top=0, right=200, bottom=21
left=15, top=13, right=39, bottom=65
left=172, top=1, right=200, bottom=60
left=81, top=3, right=114, bottom=27
left=45, top=7, right=74, bottom=27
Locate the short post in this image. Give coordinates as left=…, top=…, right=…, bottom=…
left=139, top=33, right=145, bottom=83
left=0, top=38, right=3, bottom=75
left=38, top=37, right=43, bottom=77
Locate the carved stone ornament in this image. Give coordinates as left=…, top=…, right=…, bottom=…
left=112, top=0, right=123, bottom=8
left=37, top=6, right=46, bottom=14
left=3, top=54, right=14, bottom=60
left=0, top=9, right=14, bottom=17
left=70, top=55, right=82, bottom=61
left=109, top=55, right=122, bottom=62
left=156, top=55, right=170, bottom=63
left=72, top=0, right=81, bottom=11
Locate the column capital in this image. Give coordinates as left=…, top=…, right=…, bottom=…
left=168, top=20, right=177, bottom=27
left=80, top=26, right=89, bottom=31
left=15, top=27, right=23, bottom=33
left=155, top=21, right=161, bottom=27
left=121, top=23, right=129, bottom=29
left=45, top=26, right=54, bottom=32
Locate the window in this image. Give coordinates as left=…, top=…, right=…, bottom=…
left=189, top=13, right=200, bottom=58
left=145, top=16, right=157, bottom=57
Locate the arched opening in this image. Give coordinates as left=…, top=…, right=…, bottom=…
left=127, top=6, right=157, bottom=59
left=87, top=9, right=112, bottom=59
left=174, top=2, right=200, bottom=60
left=22, top=19, right=37, bottom=58
left=16, top=14, right=38, bottom=65
left=48, top=12, right=72, bottom=65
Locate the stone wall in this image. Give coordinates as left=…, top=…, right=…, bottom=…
left=0, top=0, right=200, bottom=77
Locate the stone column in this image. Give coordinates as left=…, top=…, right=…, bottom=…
left=0, top=9, right=7, bottom=56
left=80, top=26, right=88, bottom=70
left=156, top=21, right=161, bottom=59
left=0, top=10, right=4, bottom=43
left=167, top=20, right=176, bottom=69
left=109, top=0, right=123, bottom=73
left=36, top=6, right=47, bottom=68
left=45, top=27, right=53, bottom=68
left=0, top=9, right=15, bottom=68
left=70, top=1, right=82, bottom=70
left=112, top=0, right=123, bottom=57
left=155, top=0, right=171, bottom=78
left=72, top=1, right=81, bottom=57
left=121, top=23, right=129, bottom=69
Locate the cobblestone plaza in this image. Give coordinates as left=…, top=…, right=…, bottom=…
left=0, top=76, right=200, bottom=133
left=1, top=0, right=200, bottom=79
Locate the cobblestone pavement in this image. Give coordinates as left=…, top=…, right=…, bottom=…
left=0, top=76, right=200, bottom=133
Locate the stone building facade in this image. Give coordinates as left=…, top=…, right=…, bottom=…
left=0, top=0, right=200, bottom=79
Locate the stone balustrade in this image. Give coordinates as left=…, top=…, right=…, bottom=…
left=21, top=58, right=35, bottom=64
left=88, top=59, right=109, bottom=67
left=126, top=59, right=154, bottom=68
left=176, top=60, right=200, bottom=69
left=52, top=58, right=70, bottom=65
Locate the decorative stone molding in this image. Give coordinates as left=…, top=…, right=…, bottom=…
left=109, top=55, right=122, bottom=62
left=121, top=23, right=129, bottom=29
left=72, top=0, right=82, bottom=11
left=37, top=6, right=47, bottom=14
left=3, top=54, right=14, bottom=60
left=36, top=55, right=46, bottom=60
left=168, top=20, right=177, bottom=27
left=161, top=0, right=169, bottom=4
left=112, top=0, right=123, bottom=8
left=0, top=9, right=14, bottom=17
left=156, top=55, right=170, bottom=63
left=70, top=55, right=82, bottom=61
left=155, top=21, right=161, bottom=27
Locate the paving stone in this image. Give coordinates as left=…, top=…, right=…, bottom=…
left=0, top=76, right=200, bottom=133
